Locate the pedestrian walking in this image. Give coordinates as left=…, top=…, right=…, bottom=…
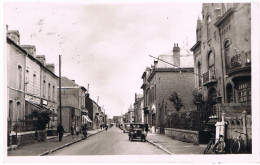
left=82, top=124, right=88, bottom=139
left=71, top=124, right=75, bottom=138
left=76, top=125, right=80, bottom=137
left=57, top=123, right=64, bottom=142
left=145, top=124, right=149, bottom=134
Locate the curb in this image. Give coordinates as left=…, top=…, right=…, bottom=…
left=38, top=130, right=105, bottom=156
left=146, top=139, right=173, bottom=155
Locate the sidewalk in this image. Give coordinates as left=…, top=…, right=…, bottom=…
left=146, top=132, right=206, bottom=155
left=8, top=129, right=104, bottom=156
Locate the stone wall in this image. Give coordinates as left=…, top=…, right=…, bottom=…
left=13, top=130, right=47, bottom=146
left=164, top=128, right=199, bottom=145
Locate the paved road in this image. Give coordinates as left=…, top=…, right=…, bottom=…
left=49, top=126, right=167, bottom=155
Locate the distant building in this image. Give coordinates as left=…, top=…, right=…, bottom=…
left=141, top=43, right=195, bottom=133
left=134, top=93, right=143, bottom=123
left=85, top=96, right=101, bottom=130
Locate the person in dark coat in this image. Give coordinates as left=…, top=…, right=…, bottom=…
left=57, top=123, right=64, bottom=141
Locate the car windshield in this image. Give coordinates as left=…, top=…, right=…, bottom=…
left=130, top=124, right=144, bottom=129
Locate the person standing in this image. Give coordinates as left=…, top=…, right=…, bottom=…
left=76, top=125, right=80, bottom=137
left=57, top=123, right=64, bottom=142
left=71, top=124, right=75, bottom=138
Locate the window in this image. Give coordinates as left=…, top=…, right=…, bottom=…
left=18, top=65, right=22, bottom=90
left=17, top=102, right=21, bottom=121
left=33, top=74, right=36, bottom=94
left=48, top=83, right=51, bottom=100
left=207, top=15, right=211, bottom=39
left=198, top=62, right=202, bottom=87
left=43, top=80, right=46, bottom=98
left=9, top=100, right=14, bottom=121
left=25, top=70, right=29, bottom=92
left=52, top=85, right=55, bottom=101
left=226, top=84, right=233, bottom=103
left=238, top=81, right=251, bottom=103
left=208, top=87, right=217, bottom=101
left=224, top=40, right=231, bottom=70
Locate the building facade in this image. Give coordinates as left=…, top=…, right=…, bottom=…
left=7, top=30, right=26, bottom=133
left=59, top=77, right=87, bottom=132
left=141, top=44, right=195, bottom=133
left=190, top=3, right=251, bottom=147
left=190, top=3, right=251, bottom=116
left=134, top=93, right=143, bottom=123
left=85, top=96, right=101, bottom=130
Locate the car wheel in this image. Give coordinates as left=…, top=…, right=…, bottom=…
left=130, top=137, right=133, bottom=142
left=123, top=130, right=125, bottom=133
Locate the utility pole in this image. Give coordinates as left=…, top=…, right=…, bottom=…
left=59, top=55, right=62, bottom=124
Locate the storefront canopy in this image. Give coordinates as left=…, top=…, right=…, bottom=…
left=82, top=115, right=93, bottom=123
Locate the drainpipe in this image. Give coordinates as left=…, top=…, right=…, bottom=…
left=218, top=27, right=226, bottom=103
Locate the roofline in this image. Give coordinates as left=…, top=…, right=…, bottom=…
left=190, top=41, right=201, bottom=51
left=147, top=67, right=194, bottom=82
left=7, top=37, right=58, bottom=78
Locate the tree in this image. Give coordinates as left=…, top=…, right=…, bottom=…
left=169, top=91, right=184, bottom=113
left=30, top=110, right=51, bottom=130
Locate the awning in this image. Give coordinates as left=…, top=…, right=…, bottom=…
left=26, top=100, right=57, bottom=115
left=82, top=115, right=93, bottom=123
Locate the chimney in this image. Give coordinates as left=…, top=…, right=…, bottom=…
left=21, top=45, right=36, bottom=57
left=7, top=30, right=20, bottom=45
left=173, top=43, right=180, bottom=67
left=46, top=63, right=55, bottom=73
left=72, top=80, right=75, bottom=83
left=36, top=55, right=46, bottom=66
left=135, top=93, right=137, bottom=102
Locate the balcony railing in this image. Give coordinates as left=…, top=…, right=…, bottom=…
left=203, top=66, right=216, bottom=85
left=229, top=51, right=251, bottom=71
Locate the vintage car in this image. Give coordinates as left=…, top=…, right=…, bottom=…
left=123, top=123, right=130, bottom=133
left=128, top=123, right=147, bottom=142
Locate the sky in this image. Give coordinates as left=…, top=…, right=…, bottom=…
left=3, top=1, right=202, bottom=118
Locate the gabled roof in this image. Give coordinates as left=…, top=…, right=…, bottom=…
left=61, top=77, right=79, bottom=86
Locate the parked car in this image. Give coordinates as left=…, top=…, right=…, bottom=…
left=123, top=123, right=130, bottom=133
left=128, top=123, right=147, bottom=142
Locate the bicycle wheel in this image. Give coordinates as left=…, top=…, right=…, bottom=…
left=204, top=140, right=213, bottom=154
left=230, top=139, right=240, bottom=154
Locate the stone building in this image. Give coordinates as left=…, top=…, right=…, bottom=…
left=7, top=28, right=59, bottom=146
left=134, top=93, right=144, bottom=123
left=59, top=77, right=87, bottom=132
left=85, top=96, right=101, bottom=130
left=141, top=43, right=195, bottom=133
left=190, top=3, right=251, bottom=147
left=7, top=30, right=26, bottom=133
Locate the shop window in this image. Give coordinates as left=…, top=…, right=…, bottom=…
left=238, top=80, right=251, bottom=103
left=226, top=83, right=233, bottom=103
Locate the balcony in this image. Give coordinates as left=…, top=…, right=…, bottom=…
left=203, top=66, right=217, bottom=86
left=227, top=51, right=251, bottom=76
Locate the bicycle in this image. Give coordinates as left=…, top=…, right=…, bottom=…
left=204, top=134, right=226, bottom=154
left=229, top=130, right=247, bottom=154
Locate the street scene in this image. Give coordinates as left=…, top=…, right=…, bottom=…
left=3, top=1, right=258, bottom=163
